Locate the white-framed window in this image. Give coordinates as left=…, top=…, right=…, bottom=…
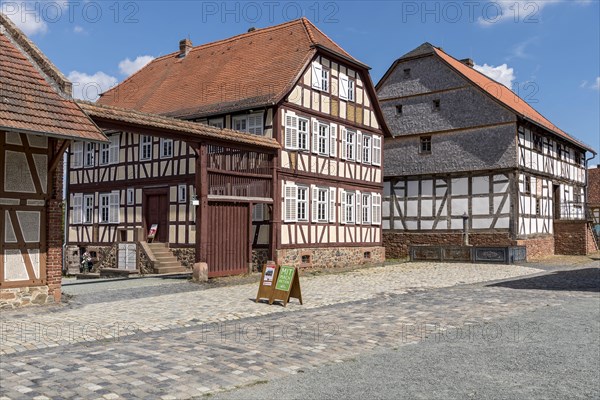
left=100, top=141, right=110, bottom=165
left=140, top=135, right=152, bottom=160
left=84, top=142, right=95, bottom=167
left=311, top=120, right=330, bottom=156
left=339, top=73, right=355, bottom=102
left=362, top=193, right=371, bottom=224
left=127, top=188, right=135, bottom=205
left=83, top=194, right=94, bottom=224
left=72, top=194, right=82, bottom=224
left=99, top=135, right=119, bottom=166
left=311, top=61, right=329, bottom=92
left=343, top=191, right=355, bottom=224
left=233, top=113, right=264, bottom=135
left=71, top=142, right=83, bottom=168
left=312, top=186, right=329, bottom=223
left=178, top=184, right=187, bottom=203
left=345, top=129, right=356, bottom=161
left=160, top=138, right=173, bottom=158
left=208, top=118, right=224, bottom=128
left=297, top=186, right=308, bottom=222
left=298, top=118, right=309, bottom=151
left=362, top=134, right=372, bottom=164
left=99, top=192, right=119, bottom=224
left=372, top=136, right=382, bottom=166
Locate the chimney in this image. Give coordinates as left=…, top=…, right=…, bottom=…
left=247, top=27, right=256, bottom=32
left=179, top=38, right=192, bottom=57
left=460, top=58, right=474, bottom=67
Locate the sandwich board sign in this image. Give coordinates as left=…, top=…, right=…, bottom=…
left=147, top=224, right=158, bottom=242
left=255, top=261, right=277, bottom=303
left=269, top=265, right=302, bottom=307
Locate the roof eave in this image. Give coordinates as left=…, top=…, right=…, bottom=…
left=0, top=125, right=108, bottom=143
left=520, top=116, right=596, bottom=155
left=312, top=44, right=371, bottom=70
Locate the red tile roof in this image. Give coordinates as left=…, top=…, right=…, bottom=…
left=77, top=101, right=280, bottom=149
left=433, top=47, right=594, bottom=153
left=98, top=18, right=364, bottom=118
left=0, top=14, right=106, bottom=142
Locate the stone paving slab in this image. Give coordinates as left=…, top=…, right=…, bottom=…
left=1, top=275, right=597, bottom=399
left=0, top=263, right=542, bottom=355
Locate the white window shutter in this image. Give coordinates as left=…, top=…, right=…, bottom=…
left=311, top=62, right=322, bottom=90
left=372, top=193, right=382, bottom=225
left=109, top=135, right=120, bottom=164
left=311, top=118, right=319, bottom=154
left=72, top=194, right=82, bottom=224
left=284, top=111, right=298, bottom=150
left=356, top=190, right=362, bottom=225
left=284, top=184, right=297, bottom=222
left=71, top=142, right=83, bottom=168
left=356, top=131, right=363, bottom=164
left=311, top=185, right=318, bottom=222
left=339, top=74, right=349, bottom=100
left=340, top=190, right=346, bottom=224
left=341, top=127, right=347, bottom=160
left=329, top=123, right=338, bottom=158
left=329, top=187, right=336, bottom=223
left=373, top=136, right=382, bottom=166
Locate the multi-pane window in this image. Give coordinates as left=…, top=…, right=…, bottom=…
left=345, top=129, right=356, bottom=161
left=347, top=79, right=355, bottom=102
left=420, top=136, right=432, bottom=153
left=160, top=138, right=173, bottom=158
left=315, top=188, right=328, bottom=222
left=363, top=135, right=372, bottom=164
left=100, top=142, right=110, bottom=165
left=524, top=176, right=531, bottom=195
left=140, top=135, right=152, bottom=160
left=297, top=187, right=308, bottom=221
left=362, top=193, right=371, bottom=224
left=321, top=68, right=329, bottom=92
left=339, top=73, right=354, bottom=101
left=344, top=192, right=355, bottom=224
left=83, top=195, right=94, bottom=224
left=208, top=118, right=224, bottom=128
left=233, top=113, right=263, bottom=135
left=318, top=124, right=329, bottom=155
left=99, top=192, right=119, bottom=224
left=100, top=135, right=119, bottom=165
left=311, top=61, right=329, bottom=92
left=298, top=118, right=309, bottom=151
left=533, top=134, right=543, bottom=152
left=84, top=142, right=95, bottom=167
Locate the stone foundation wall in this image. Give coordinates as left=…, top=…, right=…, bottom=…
left=383, top=232, right=514, bottom=260
left=275, top=246, right=385, bottom=269
left=0, top=286, right=53, bottom=309
left=171, top=248, right=195, bottom=269
left=554, top=220, right=598, bottom=255
left=384, top=231, right=556, bottom=261
left=252, top=249, right=270, bottom=271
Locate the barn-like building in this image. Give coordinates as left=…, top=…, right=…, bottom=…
left=0, top=13, right=106, bottom=308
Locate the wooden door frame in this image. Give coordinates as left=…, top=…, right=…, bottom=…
left=142, top=187, right=169, bottom=242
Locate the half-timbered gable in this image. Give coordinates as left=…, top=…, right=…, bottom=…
left=69, top=18, right=389, bottom=272
left=0, top=13, right=106, bottom=307
left=377, top=42, right=596, bottom=259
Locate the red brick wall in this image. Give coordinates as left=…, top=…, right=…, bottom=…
left=383, top=231, right=555, bottom=261
left=588, top=167, right=600, bottom=207
left=46, top=140, right=65, bottom=303
left=554, top=220, right=598, bottom=255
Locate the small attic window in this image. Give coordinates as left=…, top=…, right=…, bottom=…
left=403, top=68, right=411, bottom=78
left=395, top=105, right=403, bottom=115
left=432, top=99, right=440, bottom=111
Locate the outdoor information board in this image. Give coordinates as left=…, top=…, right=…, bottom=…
left=255, top=261, right=278, bottom=303
left=269, top=265, right=302, bottom=307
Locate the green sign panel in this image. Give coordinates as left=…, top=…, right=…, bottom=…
left=275, top=266, right=294, bottom=291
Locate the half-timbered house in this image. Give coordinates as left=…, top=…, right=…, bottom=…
left=66, top=18, right=389, bottom=276
left=377, top=43, right=597, bottom=260
left=0, top=13, right=106, bottom=307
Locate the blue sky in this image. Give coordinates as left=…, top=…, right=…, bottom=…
left=3, top=0, right=599, bottom=162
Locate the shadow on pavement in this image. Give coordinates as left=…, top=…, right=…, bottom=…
left=488, top=268, right=600, bottom=292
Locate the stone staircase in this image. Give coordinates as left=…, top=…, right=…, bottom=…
left=146, top=243, right=188, bottom=274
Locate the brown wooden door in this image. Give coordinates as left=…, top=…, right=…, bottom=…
left=206, top=202, right=249, bottom=277
left=553, top=184, right=561, bottom=219
left=145, top=191, right=169, bottom=242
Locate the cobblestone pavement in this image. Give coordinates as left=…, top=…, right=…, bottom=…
left=0, top=261, right=597, bottom=399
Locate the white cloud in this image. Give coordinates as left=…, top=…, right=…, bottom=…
left=592, top=77, right=600, bottom=90
left=474, top=63, right=516, bottom=88
left=478, top=0, right=554, bottom=26
left=67, top=71, right=118, bottom=102
left=73, top=25, right=86, bottom=34
left=118, top=55, right=155, bottom=76
left=579, top=77, right=600, bottom=90
left=1, top=2, right=48, bottom=36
